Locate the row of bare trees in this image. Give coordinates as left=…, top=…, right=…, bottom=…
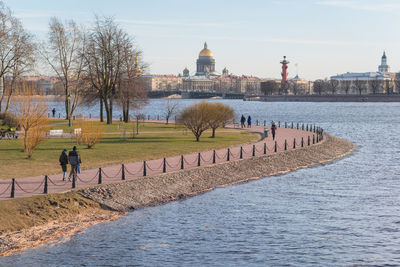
left=313, top=79, right=397, bottom=95
left=261, top=80, right=307, bottom=96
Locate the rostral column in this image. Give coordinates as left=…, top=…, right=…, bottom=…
left=280, top=56, right=289, bottom=93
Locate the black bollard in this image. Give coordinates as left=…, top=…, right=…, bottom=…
left=198, top=153, right=201, bottom=167
left=308, top=136, right=311, bottom=146
left=163, top=158, right=167, bottom=173
left=98, top=168, right=102, bottom=184
left=240, top=147, right=243, bottom=159
left=278, top=121, right=281, bottom=127
left=143, top=161, right=147, bottom=176
left=313, top=135, right=315, bottom=144
left=313, top=125, right=316, bottom=133
left=284, top=140, right=287, bottom=150
left=213, top=150, right=216, bottom=164
left=274, top=141, right=277, bottom=152
left=122, top=164, right=125, bottom=180
left=285, top=122, right=287, bottom=128
left=291, top=122, right=293, bottom=129
left=293, top=138, right=296, bottom=149
left=264, top=120, right=266, bottom=126
left=264, top=143, right=267, bottom=154
left=44, top=175, right=48, bottom=194
left=302, top=124, right=304, bottom=130
left=181, top=155, right=184, bottom=169
left=11, top=178, right=15, bottom=198
left=72, top=175, right=76, bottom=188
left=297, top=122, right=299, bottom=129
left=256, top=120, right=259, bottom=126
left=301, top=137, right=304, bottom=148
left=227, top=148, right=230, bottom=161
left=252, top=144, right=255, bottom=157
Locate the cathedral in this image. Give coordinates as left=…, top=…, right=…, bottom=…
left=195, top=42, right=217, bottom=76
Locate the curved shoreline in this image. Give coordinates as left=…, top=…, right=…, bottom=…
left=0, top=133, right=354, bottom=256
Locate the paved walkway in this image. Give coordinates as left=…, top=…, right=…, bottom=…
left=0, top=122, right=321, bottom=199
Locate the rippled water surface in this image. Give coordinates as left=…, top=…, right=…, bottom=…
left=2, top=100, right=400, bottom=266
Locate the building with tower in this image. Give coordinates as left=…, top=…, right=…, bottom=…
left=378, top=51, right=389, bottom=72
left=195, top=42, right=217, bottom=76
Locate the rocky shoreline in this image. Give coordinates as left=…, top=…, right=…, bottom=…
left=79, top=134, right=354, bottom=211
left=0, top=134, right=354, bottom=256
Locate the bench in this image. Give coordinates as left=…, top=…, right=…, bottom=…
left=74, top=128, right=82, bottom=135
left=49, top=129, right=63, bottom=137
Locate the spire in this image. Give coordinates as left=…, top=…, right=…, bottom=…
left=382, top=50, right=386, bottom=59
left=204, top=42, right=207, bottom=49
left=134, top=52, right=141, bottom=75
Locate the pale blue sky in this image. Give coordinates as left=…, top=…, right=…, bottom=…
left=5, top=0, right=400, bottom=80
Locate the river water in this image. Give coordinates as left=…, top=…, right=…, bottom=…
left=2, top=100, right=400, bottom=266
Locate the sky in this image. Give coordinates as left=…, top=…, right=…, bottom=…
left=4, top=0, right=400, bottom=80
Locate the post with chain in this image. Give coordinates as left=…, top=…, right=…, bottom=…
left=274, top=141, right=277, bottom=152
left=285, top=122, right=287, bottom=128
left=301, top=137, right=304, bottom=148
left=197, top=153, right=201, bottom=167
left=11, top=178, right=15, bottom=198
left=306, top=124, right=308, bottom=131
left=313, top=135, right=315, bottom=144
left=143, top=161, right=147, bottom=176
left=313, top=125, right=316, bottom=133
left=264, top=143, right=267, bottom=154
left=213, top=150, right=216, bottom=164
left=122, top=164, right=125, bottom=180
left=181, top=155, right=184, bottom=169
left=302, top=124, right=304, bottom=130
left=256, top=120, right=259, bottom=126
left=44, top=175, right=48, bottom=194
left=227, top=148, right=230, bottom=161
left=264, top=120, right=266, bottom=126
left=308, top=136, right=311, bottom=146
left=72, top=175, right=76, bottom=189
left=98, top=168, right=102, bottom=184
left=284, top=140, right=287, bottom=151
left=252, top=144, right=255, bottom=157
left=297, top=122, right=299, bottom=129
left=293, top=138, right=296, bottom=149
left=240, top=147, right=243, bottom=159
left=163, top=158, right=167, bottom=173
left=291, top=122, right=293, bottom=129
left=278, top=121, right=280, bottom=127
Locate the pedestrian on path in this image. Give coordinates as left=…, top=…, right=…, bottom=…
left=52, top=108, right=56, bottom=117
left=59, top=149, right=68, bottom=181
left=240, top=115, right=246, bottom=128
left=271, top=121, right=277, bottom=140
left=68, top=146, right=81, bottom=181
left=247, top=115, right=252, bottom=128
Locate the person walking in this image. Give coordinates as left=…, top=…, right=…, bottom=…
left=240, top=115, right=246, bottom=128
left=68, top=146, right=81, bottom=182
left=271, top=121, right=277, bottom=140
left=247, top=115, right=252, bottom=128
left=52, top=108, right=56, bottom=117
left=59, top=149, right=68, bottom=181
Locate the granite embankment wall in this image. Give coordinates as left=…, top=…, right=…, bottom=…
left=246, top=94, right=400, bottom=102
left=79, top=134, right=354, bottom=211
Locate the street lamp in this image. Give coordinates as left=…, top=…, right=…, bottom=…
left=67, top=93, right=71, bottom=127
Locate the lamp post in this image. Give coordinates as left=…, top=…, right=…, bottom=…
left=67, top=93, right=71, bottom=127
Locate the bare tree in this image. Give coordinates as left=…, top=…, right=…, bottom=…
left=395, top=79, right=400, bottom=94
left=83, top=16, right=133, bottom=124
left=179, top=102, right=212, bottom=142
left=329, top=79, right=339, bottom=95
left=165, top=98, right=179, bottom=124
left=41, top=17, right=85, bottom=126
left=207, top=102, right=234, bottom=138
left=15, top=82, right=48, bottom=158
left=289, top=81, right=299, bottom=95
left=370, top=79, right=382, bottom=94
left=353, top=79, right=366, bottom=95
left=260, top=80, right=278, bottom=95
left=385, top=80, right=393, bottom=95
left=313, top=80, right=326, bottom=95
left=0, top=3, right=35, bottom=112
left=342, top=80, right=352, bottom=95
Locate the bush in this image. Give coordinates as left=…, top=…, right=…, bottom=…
left=76, top=120, right=104, bottom=148
left=1, top=112, right=18, bottom=128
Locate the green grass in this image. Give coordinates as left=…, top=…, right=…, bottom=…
left=0, top=122, right=258, bottom=180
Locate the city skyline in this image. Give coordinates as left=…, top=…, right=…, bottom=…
left=5, top=0, right=400, bottom=80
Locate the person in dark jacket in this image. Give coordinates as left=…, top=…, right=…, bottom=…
left=271, top=121, right=277, bottom=140
left=240, top=115, right=246, bottom=128
left=68, top=146, right=81, bottom=181
left=247, top=115, right=252, bottom=128
left=59, top=149, right=68, bottom=181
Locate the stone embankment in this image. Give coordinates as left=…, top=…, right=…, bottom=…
left=79, top=134, right=354, bottom=211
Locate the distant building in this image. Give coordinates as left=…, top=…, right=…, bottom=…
left=183, top=75, right=214, bottom=91
left=330, top=72, right=391, bottom=94
left=378, top=51, right=389, bottom=72
left=195, top=42, right=217, bottom=76
left=142, top=75, right=182, bottom=91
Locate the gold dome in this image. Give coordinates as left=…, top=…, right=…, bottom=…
left=199, top=42, right=213, bottom=57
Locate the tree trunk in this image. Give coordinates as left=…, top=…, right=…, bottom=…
left=100, top=97, right=104, bottom=122
left=211, top=128, right=216, bottom=138
left=196, top=135, right=200, bottom=141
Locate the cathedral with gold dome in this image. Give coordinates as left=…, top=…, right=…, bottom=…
left=195, top=42, right=217, bottom=76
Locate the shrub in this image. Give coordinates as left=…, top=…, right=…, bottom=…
left=1, top=112, right=18, bottom=128
left=76, top=120, right=104, bottom=148
left=179, top=102, right=212, bottom=142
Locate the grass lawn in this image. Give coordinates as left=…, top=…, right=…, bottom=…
left=0, top=122, right=259, bottom=180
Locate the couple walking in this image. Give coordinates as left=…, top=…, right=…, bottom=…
left=240, top=115, right=252, bottom=128
left=59, top=146, right=82, bottom=181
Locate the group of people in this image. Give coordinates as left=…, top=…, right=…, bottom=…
left=59, top=146, right=82, bottom=181
left=240, top=115, right=252, bottom=128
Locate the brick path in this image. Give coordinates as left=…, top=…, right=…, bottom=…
left=0, top=122, right=321, bottom=199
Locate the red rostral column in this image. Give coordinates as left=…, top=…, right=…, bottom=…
left=280, top=56, right=289, bottom=93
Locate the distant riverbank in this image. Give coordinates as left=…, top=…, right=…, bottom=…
left=245, top=94, right=400, bottom=102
